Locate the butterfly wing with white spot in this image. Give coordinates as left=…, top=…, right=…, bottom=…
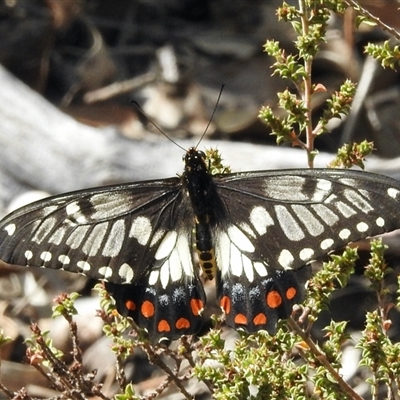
left=105, top=229, right=206, bottom=340
left=213, top=169, right=400, bottom=332
left=214, top=168, right=400, bottom=272
left=0, top=178, right=189, bottom=284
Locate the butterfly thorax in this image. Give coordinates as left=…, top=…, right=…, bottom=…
left=182, top=148, right=220, bottom=280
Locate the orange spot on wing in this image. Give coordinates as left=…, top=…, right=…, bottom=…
left=190, top=298, right=204, bottom=316
left=234, top=313, right=247, bottom=325
left=125, top=300, right=136, bottom=311
left=158, top=320, right=171, bottom=333
left=141, top=300, right=155, bottom=317
left=176, top=317, right=190, bottom=329
left=286, top=287, right=297, bottom=300
left=253, top=313, right=267, bottom=326
left=266, top=290, right=282, bottom=308
left=220, top=296, right=231, bottom=314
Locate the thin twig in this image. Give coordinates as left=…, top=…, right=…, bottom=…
left=83, top=72, right=156, bottom=104
left=288, top=318, right=364, bottom=400
left=344, top=0, right=400, bottom=41
left=298, top=0, right=316, bottom=167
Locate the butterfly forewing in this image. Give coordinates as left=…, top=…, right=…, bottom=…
left=0, top=178, right=187, bottom=283
left=214, top=169, right=400, bottom=272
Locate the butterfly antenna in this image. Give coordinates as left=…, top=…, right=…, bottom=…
left=131, top=100, right=186, bottom=152
left=194, top=83, right=225, bottom=149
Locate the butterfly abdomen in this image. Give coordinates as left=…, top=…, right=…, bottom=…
left=183, top=148, right=222, bottom=280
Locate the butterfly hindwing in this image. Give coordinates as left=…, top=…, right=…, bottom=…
left=217, top=266, right=309, bottom=334
left=106, top=276, right=206, bottom=340
left=107, top=227, right=206, bottom=340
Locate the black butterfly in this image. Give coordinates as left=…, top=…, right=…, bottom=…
left=1, top=147, right=400, bottom=340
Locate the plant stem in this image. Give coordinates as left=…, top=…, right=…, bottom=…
left=345, top=0, right=400, bottom=40
left=299, top=0, right=316, bottom=167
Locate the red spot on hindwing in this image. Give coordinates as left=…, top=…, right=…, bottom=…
left=190, top=298, right=204, bottom=316
left=158, top=320, right=171, bottom=333
left=286, top=287, right=297, bottom=300
left=220, top=295, right=231, bottom=314
left=141, top=300, right=155, bottom=317
left=125, top=300, right=136, bottom=311
left=234, top=313, right=247, bottom=325
left=253, top=313, right=267, bottom=326
left=176, top=317, right=190, bottom=329
left=266, top=290, right=282, bottom=308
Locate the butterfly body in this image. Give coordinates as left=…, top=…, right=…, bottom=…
left=1, top=148, right=400, bottom=340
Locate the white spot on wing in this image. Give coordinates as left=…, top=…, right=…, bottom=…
left=263, top=176, right=308, bottom=200
left=339, top=229, right=351, bottom=240
left=82, top=222, right=109, bottom=256
left=40, top=251, right=52, bottom=262
left=334, top=201, right=356, bottom=218
left=98, top=266, right=113, bottom=279
left=250, top=206, right=274, bottom=235
left=311, top=204, right=339, bottom=225
left=160, top=262, right=170, bottom=288
left=316, top=179, right=332, bottom=192
left=299, top=248, right=314, bottom=261
left=376, top=217, right=385, bottom=227
left=155, top=231, right=178, bottom=260
left=42, top=206, right=58, bottom=217
left=5, top=223, right=16, bottom=236
left=388, top=188, right=400, bottom=199
left=90, top=193, right=134, bottom=219
left=356, top=222, right=369, bottom=232
left=58, top=255, right=70, bottom=265
left=230, top=244, right=243, bottom=277
left=156, top=233, right=192, bottom=288
left=291, top=204, right=324, bottom=236
left=32, top=217, right=57, bottom=244
left=314, top=179, right=332, bottom=197
left=66, top=225, right=90, bottom=249
left=118, top=263, right=134, bottom=282
left=275, top=205, right=305, bottom=241
left=77, top=260, right=91, bottom=271
left=167, top=242, right=184, bottom=282
left=227, top=225, right=255, bottom=252
left=66, top=202, right=87, bottom=223
left=320, top=238, right=334, bottom=250
left=25, top=250, right=33, bottom=260
left=148, top=270, right=159, bottom=286
left=338, top=178, right=357, bottom=186
left=102, top=219, right=126, bottom=257
left=278, top=249, right=294, bottom=269
left=48, top=227, right=67, bottom=245
left=239, top=222, right=256, bottom=238
left=150, top=229, right=165, bottom=247
left=66, top=202, right=80, bottom=216
left=129, top=216, right=152, bottom=245
left=216, top=231, right=230, bottom=276
left=343, top=190, right=373, bottom=213
left=254, top=262, right=268, bottom=277
left=242, top=255, right=254, bottom=282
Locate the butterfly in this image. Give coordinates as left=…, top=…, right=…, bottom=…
left=1, top=147, right=400, bottom=340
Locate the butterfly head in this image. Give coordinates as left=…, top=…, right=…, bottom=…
left=184, top=148, right=208, bottom=173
